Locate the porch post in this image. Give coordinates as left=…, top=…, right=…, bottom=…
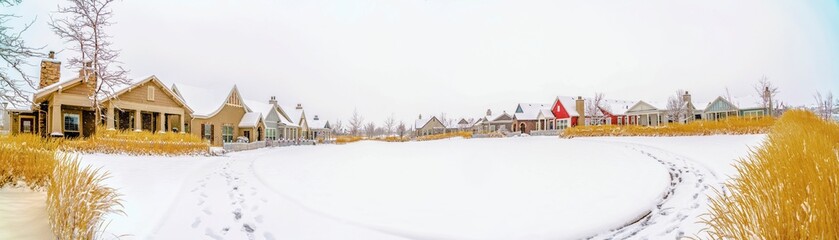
left=180, top=114, right=186, bottom=134
left=51, top=103, right=62, bottom=135
left=134, top=110, right=142, bottom=131
left=158, top=112, right=166, bottom=133
left=106, top=104, right=115, bottom=130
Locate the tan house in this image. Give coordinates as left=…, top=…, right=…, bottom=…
left=414, top=114, right=446, bottom=136
left=172, top=84, right=265, bottom=146
left=8, top=51, right=192, bottom=137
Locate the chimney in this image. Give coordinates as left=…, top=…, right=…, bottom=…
left=268, top=96, right=277, bottom=105
left=576, top=96, right=585, bottom=126
left=418, top=114, right=422, bottom=119
left=682, top=91, right=691, bottom=103
left=79, top=60, right=96, bottom=91
left=486, top=109, right=492, bottom=117
left=314, top=115, right=319, bottom=121
left=39, top=51, right=61, bottom=89
left=296, top=103, right=302, bottom=110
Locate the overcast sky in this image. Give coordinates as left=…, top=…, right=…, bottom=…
left=6, top=0, right=839, bottom=125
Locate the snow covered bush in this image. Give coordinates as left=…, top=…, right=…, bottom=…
left=702, top=110, right=839, bottom=239
left=561, top=116, right=773, bottom=138
left=47, top=154, right=123, bottom=240
left=0, top=134, right=60, bottom=189
left=63, top=127, right=209, bottom=155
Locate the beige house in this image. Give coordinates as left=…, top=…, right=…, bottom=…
left=8, top=52, right=192, bottom=137
left=172, top=84, right=265, bottom=146
left=414, top=114, right=446, bottom=136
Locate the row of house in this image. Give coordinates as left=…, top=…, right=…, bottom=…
left=1, top=52, right=333, bottom=146
left=415, top=90, right=776, bottom=136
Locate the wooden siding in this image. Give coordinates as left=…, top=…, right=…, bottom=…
left=116, top=81, right=183, bottom=108
left=190, top=104, right=247, bottom=146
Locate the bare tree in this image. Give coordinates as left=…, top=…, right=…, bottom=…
left=585, top=93, right=605, bottom=125
left=332, top=119, right=343, bottom=135
left=0, top=0, right=45, bottom=106
left=397, top=121, right=406, bottom=138
left=348, top=109, right=363, bottom=136
left=667, top=90, right=688, bottom=123
left=50, top=0, right=129, bottom=129
left=364, top=121, right=377, bottom=138
left=754, top=75, right=779, bottom=116
left=814, top=91, right=835, bottom=120
left=383, top=114, right=396, bottom=136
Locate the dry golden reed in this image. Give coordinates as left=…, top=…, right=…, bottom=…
left=62, top=127, right=209, bottom=155
left=416, top=131, right=473, bottom=141
left=47, top=153, right=123, bottom=240
left=335, top=135, right=364, bottom=144
left=702, top=110, right=839, bottom=239
left=561, top=116, right=774, bottom=138
left=0, top=134, right=60, bottom=189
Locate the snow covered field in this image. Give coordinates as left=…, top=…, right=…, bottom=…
left=63, top=135, right=763, bottom=239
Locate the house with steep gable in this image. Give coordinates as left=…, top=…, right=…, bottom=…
left=173, top=84, right=263, bottom=146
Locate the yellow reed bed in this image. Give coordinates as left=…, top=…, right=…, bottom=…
left=336, top=135, right=364, bottom=144
left=561, top=116, right=773, bottom=138
left=702, top=110, right=839, bottom=239
left=416, top=131, right=473, bottom=141
left=0, top=134, right=61, bottom=189
left=47, top=154, right=122, bottom=240
left=0, top=134, right=122, bottom=239
left=62, top=128, right=209, bottom=155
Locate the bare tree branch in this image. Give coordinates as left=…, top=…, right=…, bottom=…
left=0, top=0, right=45, bottom=107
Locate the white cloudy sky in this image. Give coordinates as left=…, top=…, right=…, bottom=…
left=6, top=0, right=839, bottom=124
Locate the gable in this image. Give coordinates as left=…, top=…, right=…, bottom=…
left=706, top=97, right=738, bottom=112
left=552, top=99, right=570, bottom=119
left=627, top=101, right=658, bottom=112
left=112, top=81, right=181, bottom=108
left=515, top=105, right=524, bottom=113
left=227, top=88, right=243, bottom=107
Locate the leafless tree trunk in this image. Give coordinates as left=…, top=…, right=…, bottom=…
left=585, top=93, right=605, bottom=125
left=397, top=121, right=406, bottom=138
left=364, top=121, right=377, bottom=138
left=754, top=75, right=779, bottom=117
left=349, top=109, right=363, bottom=136
left=332, top=119, right=343, bottom=135
left=0, top=0, right=45, bottom=106
left=814, top=91, right=835, bottom=120
left=667, top=90, right=687, bottom=123
left=383, top=114, right=395, bottom=136
left=50, top=0, right=129, bottom=130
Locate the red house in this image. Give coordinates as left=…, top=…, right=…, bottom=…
left=550, top=96, right=584, bottom=130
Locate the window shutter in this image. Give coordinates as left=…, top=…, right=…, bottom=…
left=210, top=124, right=215, bottom=144
left=147, top=86, right=155, bottom=101
left=201, top=124, right=206, bottom=140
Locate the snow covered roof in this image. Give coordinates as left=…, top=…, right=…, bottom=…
left=281, top=104, right=305, bottom=124
left=415, top=117, right=432, bottom=129
left=308, top=114, right=330, bottom=129
left=728, top=95, right=764, bottom=110
left=538, top=109, right=556, bottom=119
left=554, top=96, right=581, bottom=117
left=172, top=83, right=248, bottom=118
left=106, top=76, right=193, bottom=113
left=599, top=99, right=635, bottom=115
left=514, top=103, right=551, bottom=120
left=238, top=112, right=263, bottom=128
left=33, top=76, right=83, bottom=101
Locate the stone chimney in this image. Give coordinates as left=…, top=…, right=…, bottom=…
left=268, top=96, right=277, bottom=105
left=764, top=87, right=772, bottom=116
left=314, top=115, right=319, bottom=121
left=39, top=51, right=61, bottom=89
left=486, top=109, right=492, bottom=117
left=576, top=96, right=585, bottom=126
left=683, top=91, right=693, bottom=121
left=682, top=91, right=691, bottom=103
left=79, top=60, right=96, bottom=90
left=295, top=103, right=302, bottom=110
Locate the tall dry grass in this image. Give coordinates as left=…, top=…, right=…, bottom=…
left=47, top=153, right=123, bottom=240
left=561, top=116, right=773, bottom=138
left=0, top=134, right=61, bottom=189
left=702, top=110, right=839, bottom=239
left=62, top=127, right=209, bottom=155
left=336, top=135, right=364, bottom=144
left=416, top=131, right=473, bottom=141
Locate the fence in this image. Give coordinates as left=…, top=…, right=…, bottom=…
left=224, top=139, right=321, bottom=152
left=529, top=130, right=560, bottom=136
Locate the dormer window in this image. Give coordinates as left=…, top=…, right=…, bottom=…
left=147, top=86, right=155, bottom=101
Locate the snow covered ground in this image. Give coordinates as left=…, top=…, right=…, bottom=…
left=4, top=135, right=764, bottom=239
left=0, top=187, right=54, bottom=240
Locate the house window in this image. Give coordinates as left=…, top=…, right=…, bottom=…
left=222, top=124, right=234, bottom=143
left=203, top=124, right=212, bottom=140
left=64, top=113, right=80, bottom=132
left=266, top=128, right=276, bottom=140
left=617, top=117, right=622, bottom=125
left=558, top=119, right=569, bottom=130
left=147, top=86, right=155, bottom=101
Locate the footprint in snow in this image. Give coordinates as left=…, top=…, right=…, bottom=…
left=202, top=207, right=212, bottom=215
left=264, top=232, right=276, bottom=240
left=205, top=228, right=223, bottom=240
left=191, top=218, right=201, bottom=228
